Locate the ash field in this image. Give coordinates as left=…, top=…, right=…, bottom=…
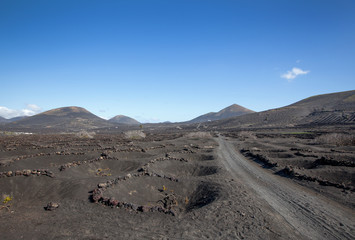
left=0, top=90, right=354, bottom=239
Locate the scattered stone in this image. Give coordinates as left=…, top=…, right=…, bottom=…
left=168, top=209, right=176, bottom=216
left=109, top=198, right=119, bottom=207
left=204, top=146, right=214, bottom=149
left=92, top=193, right=102, bottom=203
left=98, top=183, right=108, bottom=188
left=45, top=202, right=59, bottom=211
left=140, top=206, right=150, bottom=212
left=45, top=171, right=54, bottom=178
left=131, top=204, right=139, bottom=211
left=23, top=170, right=32, bottom=176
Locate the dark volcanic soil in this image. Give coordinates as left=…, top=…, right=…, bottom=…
left=224, top=128, right=355, bottom=209
left=0, top=129, right=354, bottom=239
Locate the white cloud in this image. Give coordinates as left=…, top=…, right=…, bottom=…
left=281, top=67, right=310, bottom=81
left=0, top=107, right=17, bottom=119
left=0, top=104, right=42, bottom=119
left=99, top=116, right=109, bottom=120
left=27, top=104, right=41, bottom=111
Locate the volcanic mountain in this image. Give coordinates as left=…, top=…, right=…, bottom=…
left=212, top=90, right=355, bottom=128
left=188, top=104, right=254, bottom=123
left=4, top=106, right=112, bottom=131
left=9, top=116, right=28, bottom=122
left=108, top=115, right=140, bottom=125
left=0, top=116, right=9, bottom=124
left=0, top=116, right=29, bottom=124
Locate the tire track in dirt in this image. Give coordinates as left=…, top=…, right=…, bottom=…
left=216, top=136, right=355, bottom=240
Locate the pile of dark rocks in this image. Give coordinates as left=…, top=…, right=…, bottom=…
left=0, top=169, right=54, bottom=178
left=90, top=172, right=179, bottom=216
left=58, top=153, right=110, bottom=171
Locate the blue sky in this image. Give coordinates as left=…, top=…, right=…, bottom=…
left=1, top=0, right=354, bottom=122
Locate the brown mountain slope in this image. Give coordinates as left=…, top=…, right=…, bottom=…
left=212, top=90, right=355, bottom=128
left=188, top=104, right=254, bottom=123
left=5, top=106, right=112, bottom=131
left=108, top=115, right=140, bottom=125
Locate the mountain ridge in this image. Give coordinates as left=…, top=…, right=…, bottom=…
left=1, top=90, right=354, bottom=131
left=188, top=104, right=254, bottom=123
left=210, top=90, right=355, bottom=128
left=4, top=106, right=112, bottom=131
left=108, top=115, right=140, bottom=125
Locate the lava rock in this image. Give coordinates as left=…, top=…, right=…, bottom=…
left=109, top=198, right=119, bottom=207
left=98, top=183, right=108, bottom=188
left=45, top=202, right=59, bottom=211
left=141, top=206, right=151, bottom=212
left=92, top=194, right=102, bottom=203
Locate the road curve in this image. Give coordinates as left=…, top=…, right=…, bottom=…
left=216, top=136, right=355, bottom=240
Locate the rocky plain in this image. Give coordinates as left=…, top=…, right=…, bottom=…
left=0, top=90, right=354, bottom=239
left=0, top=127, right=353, bottom=239
left=0, top=131, right=281, bottom=239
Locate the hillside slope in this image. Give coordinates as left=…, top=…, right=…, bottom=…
left=5, top=106, right=112, bottom=131
left=189, top=104, right=254, bottom=123
left=0, top=116, right=9, bottom=124
left=212, top=90, right=355, bottom=128
left=109, top=115, right=140, bottom=125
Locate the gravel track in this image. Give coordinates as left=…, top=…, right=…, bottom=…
left=216, top=136, right=355, bottom=240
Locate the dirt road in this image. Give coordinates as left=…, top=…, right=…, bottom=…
left=216, top=136, right=355, bottom=240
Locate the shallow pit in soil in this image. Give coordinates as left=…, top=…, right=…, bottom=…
left=101, top=176, right=220, bottom=212
left=147, top=161, right=219, bottom=177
